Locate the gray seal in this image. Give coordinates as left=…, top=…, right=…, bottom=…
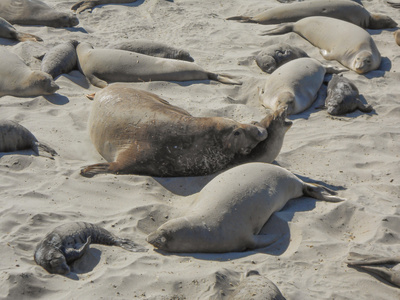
left=0, top=17, right=42, bottom=42
left=34, top=222, right=148, bottom=274
left=72, top=0, right=138, bottom=13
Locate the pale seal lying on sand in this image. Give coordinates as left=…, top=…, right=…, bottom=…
left=261, top=16, right=381, bottom=74
left=72, top=0, right=138, bottom=13
left=0, top=0, right=79, bottom=28
left=107, top=39, right=194, bottom=62
left=0, top=120, right=57, bottom=158
left=34, top=222, right=147, bottom=274
left=228, top=0, right=397, bottom=29
left=346, top=252, right=400, bottom=288
left=255, top=43, right=309, bottom=74
left=0, top=17, right=42, bottom=42
left=80, top=85, right=268, bottom=177
left=395, top=30, right=400, bottom=46
left=76, top=42, right=241, bottom=88
left=147, top=162, right=345, bottom=253
left=324, top=74, right=372, bottom=115
left=0, top=48, right=59, bottom=97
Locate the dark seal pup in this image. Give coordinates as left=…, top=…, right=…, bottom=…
left=0, top=17, right=42, bottom=42
left=34, top=222, right=148, bottom=274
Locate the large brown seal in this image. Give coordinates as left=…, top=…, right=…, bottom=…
left=76, top=42, right=241, bottom=88
left=261, top=16, right=381, bottom=74
left=147, top=162, right=345, bottom=253
left=228, top=0, right=397, bottom=29
left=0, top=48, right=59, bottom=97
left=80, top=85, right=268, bottom=177
left=0, top=0, right=79, bottom=28
left=72, top=0, right=138, bottom=13
left=0, top=17, right=42, bottom=42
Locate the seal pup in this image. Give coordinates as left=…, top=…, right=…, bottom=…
left=76, top=42, right=241, bottom=88
left=261, top=16, right=381, bottom=74
left=0, top=48, right=59, bottom=97
left=395, top=30, right=400, bottom=46
left=80, top=85, right=268, bottom=177
left=147, top=162, right=345, bottom=253
left=0, top=120, right=57, bottom=158
left=0, top=17, right=42, bottom=42
left=227, top=0, right=397, bottom=29
left=107, top=39, right=194, bottom=62
left=255, top=43, right=309, bottom=74
left=346, top=252, right=400, bottom=288
left=72, top=0, right=138, bottom=13
left=34, top=222, right=148, bottom=274
left=324, top=74, right=372, bottom=115
left=0, top=0, right=79, bottom=28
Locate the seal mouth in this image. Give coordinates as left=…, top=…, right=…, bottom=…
left=239, top=147, right=252, bottom=155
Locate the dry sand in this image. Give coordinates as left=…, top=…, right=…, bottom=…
left=0, top=0, right=400, bottom=299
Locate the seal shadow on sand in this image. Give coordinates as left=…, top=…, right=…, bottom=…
left=43, top=94, right=69, bottom=105
left=0, top=38, right=18, bottom=46
left=364, top=57, right=392, bottom=79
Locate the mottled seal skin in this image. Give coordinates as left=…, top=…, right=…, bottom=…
left=76, top=42, right=241, bottom=88
left=0, top=17, right=42, bottom=42
left=107, top=39, right=194, bottom=62
left=395, top=30, right=400, bottom=46
left=80, top=85, right=268, bottom=177
left=255, top=43, right=309, bottom=74
left=0, top=0, right=79, bottom=28
left=41, top=40, right=79, bottom=79
left=0, top=120, right=57, bottom=158
left=34, top=222, right=148, bottom=274
left=72, top=0, right=138, bottom=13
left=147, top=163, right=345, bottom=253
left=228, top=0, right=397, bottom=29
left=261, top=16, right=381, bottom=74
left=325, top=74, right=372, bottom=115
left=346, top=252, right=400, bottom=288
left=0, top=48, right=59, bottom=97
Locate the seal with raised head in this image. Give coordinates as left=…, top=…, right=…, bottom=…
left=261, top=16, right=381, bottom=74
left=228, top=0, right=397, bottom=29
left=72, top=0, right=138, bottom=13
left=76, top=42, right=240, bottom=88
left=80, top=84, right=268, bottom=177
left=147, top=162, right=345, bottom=253
left=34, top=222, right=148, bottom=274
left=395, top=30, right=400, bottom=46
left=0, top=17, right=42, bottom=42
left=0, top=0, right=79, bottom=28
left=0, top=48, right=59, bottom=97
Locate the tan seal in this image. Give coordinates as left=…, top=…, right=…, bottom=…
left=0, top=17, right=42, bottom=42
left=395, top=30, right=400, bottom=46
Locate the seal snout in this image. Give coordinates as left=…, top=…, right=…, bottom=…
left=147, top=230, right=167, bottom=250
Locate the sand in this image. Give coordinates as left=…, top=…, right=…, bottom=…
left=0, top=0, right=400, bottom=299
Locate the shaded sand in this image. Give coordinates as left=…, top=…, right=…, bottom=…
left=0, top=0, right=399, bottom=299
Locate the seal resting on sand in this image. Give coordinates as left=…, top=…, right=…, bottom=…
left=395, top=30, right=400, bottom=46
left=80, top=85, right=268, bottom=177
left=0, top=17, right=42, bottom=42
left=0, top=48, right=59, bottom=97
left=76, top=42, right=240, bottom=87
left=34, top=222, right=147, bottom=274
left=227, top=0, right=397, bottom=29
left=261, top=16, right=381, bottom=74
left=72, top=0, right=138, bottom=13
left=147, top=162, right=345, bottom=253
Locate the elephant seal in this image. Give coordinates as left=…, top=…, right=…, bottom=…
left=228, top=0, right=397, bottom=29
left=255, top=43, right=309, bottom=74
left=107, top=39, right=194, bottom=62
left=40, top=40, right=79, bottom=79
left=261, top=16, right=381, bottom=74
left=0, top=0, right=79, bottom=28
left=0, top=120, right=57, bottom=158
left=324, top=74, right=372, bottom=115
left=346, top=252, right=400, bottom=288
left=387, top=1, right=400, bottom=9
left=72, top=0, right=138, bottom=13
left=0, top=17, right=42, bottom=42
left=395, top=30, right=400, bottom=46
left=76, top=42, right=241, bottom=88
left=0, top=48, right=59, bottom=97
left=80, top=85, right=268, bottom=177
left=147, top=162, right=345, bottom=253
left=34, top=222, right=147, bottom=274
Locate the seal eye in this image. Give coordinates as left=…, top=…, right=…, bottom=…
left=234, top=131, right=241, bottom=136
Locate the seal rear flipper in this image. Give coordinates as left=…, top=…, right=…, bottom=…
left=15, top=32, right=43, bottom=42
left=87, top=74, right=108, bottom=88
left=250, top=233, right=280, bottom=250
left=303, top=183, right=346, bottom=202
left=346, top=252, right=400, bottom=266
left=260, top=23, right=294, bottom=36
left=34, top=142, right=58, bottom=159
left=226, top=16, right=255, bottom=23
left=115, top=238, right=148, bottom=252
left=357, top=101, right=373, bottom=113
left=64, top=236, right=91, bottom=263
left=207, top=73, right=242, bottom=85
left=348, top=264, right=400, bottom=288
left=387, top=1, right=400, bottom=9
left=71, top=1, right=97, bottom=13
left=80, top=162, right=119, bottom=177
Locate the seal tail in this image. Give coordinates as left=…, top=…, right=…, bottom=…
left=15, top=32, right=43, bottom=42
left=207, top=73, right=242, bottom=85
left=226, top=16, right=255, bottom=23
left=115, top=238, right=148, bottom=253
left=303, top=183, right=346, bottom=202
left=260, top=23, right=294, bottom=36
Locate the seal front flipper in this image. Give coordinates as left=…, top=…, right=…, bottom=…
left=260, top=23, right=294, bottom=36
left=226, top=15, right=255, bottom=23
left=15, top=32, right=43, bottom=42
left=207, top=73, right=242, bottom=85
left=302, top=183, right=346, bottom=202
left=115, top=238, right=148, bottom=252
left=357, top=101, right=373, bottom=113
left=71, top=1, right=97, bottom=13
left=64, top=236, right=91, bottom=263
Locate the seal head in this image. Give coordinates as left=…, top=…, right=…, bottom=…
left=353, top=51, right=375, bottom=74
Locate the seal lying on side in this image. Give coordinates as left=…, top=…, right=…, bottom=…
left=0, top=48, right=59, bottom=97
left=255, top=43, right=309, bottom=74
left=76, top=42, right=241, bottom=88
left=395, top=30, right=400, bottom=46
left=346, top=252, right=400, bottom=288
left=147, top=162, right=345, bottom=253
left=324, top=74, right=372, bottom=115
left=0, top=0, right=79, bottom=28
left=0, top=120, right=57, bottom=158
left=72, top=0, right=138, bottom=13
left=34, top=222, right=148, bottom=274
left=80, top=85, right=268, bottom=177
left=261, top=16, right=381, bottom=74
left=228, top=0, right=397, bottom=29
left=107, top=39, right=194, bottom=62
left=0, top=17, right=42, bottom=42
